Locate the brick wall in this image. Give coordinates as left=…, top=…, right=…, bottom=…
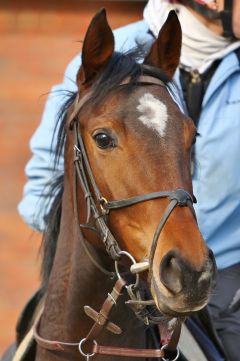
left=0, top=0, right=146, bottom=34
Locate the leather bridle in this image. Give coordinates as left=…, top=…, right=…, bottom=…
left=70, top=76, right=196, bottom=266
left=33, top=75, right=197, bottom=361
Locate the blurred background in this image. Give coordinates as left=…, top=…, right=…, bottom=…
left=0, top=0, right=146, bottom=353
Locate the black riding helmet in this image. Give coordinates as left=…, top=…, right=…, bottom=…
left=181, top=0, right=234, bottom=38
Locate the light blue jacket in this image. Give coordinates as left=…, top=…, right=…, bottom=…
left=18, top=20, right=240, bottom=270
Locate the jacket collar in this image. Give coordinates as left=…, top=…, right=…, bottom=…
left=202, top=49, right=240, bottom=107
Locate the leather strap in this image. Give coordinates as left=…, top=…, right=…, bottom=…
left=159, top=319, right=183, bottom=352
left=124, top=75, right=165, bottom=88
left=73, top=150, right=116, bottom=275
left=105, top=191, right=179, bottom=210
left=85, top=279, right=126, bottom=342
left=149, top=194, right=195, bottom=269
left=184, top=0, right=234, bottom=38
left=92, top=344, right=164, bottom=358
left=33, top=310, right=79, bottom=351
left=69, top=75, right=165, bottom=130
left=33, top=279, right=181, bottom=359
left=73, top=121, right=122, bottom=261
left=33, top=279, right=126, bottom=352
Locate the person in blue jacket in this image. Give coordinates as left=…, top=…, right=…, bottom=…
left=18, top=1, right=240, bottom=360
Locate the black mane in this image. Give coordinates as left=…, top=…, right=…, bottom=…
left=40, top=48, right=173, bottom=290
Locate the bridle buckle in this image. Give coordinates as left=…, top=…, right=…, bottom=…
left=99, top=197, right=109, bottom=214
left=169, top=189, right=191, bottom=207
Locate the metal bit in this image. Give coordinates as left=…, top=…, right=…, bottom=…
left=130, top=261, right=149, bottom=274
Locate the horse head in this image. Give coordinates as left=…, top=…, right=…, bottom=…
left=66, top=9, right=216, bottom=319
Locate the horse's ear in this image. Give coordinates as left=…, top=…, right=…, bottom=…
left=144, top=11, right=182, bottom=79
left=77, top=8, right=114, bottom=88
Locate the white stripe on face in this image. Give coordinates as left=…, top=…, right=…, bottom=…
left=137, top=93, right=168, bottom=137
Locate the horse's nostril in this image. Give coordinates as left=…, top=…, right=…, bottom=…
left=160, top=253, right=183, bottom=294
left=198, top=249, right=217, bottom=286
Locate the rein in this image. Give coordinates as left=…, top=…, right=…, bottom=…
left=33, top=75, right=196, bottom=360
left=33, top=278, right=181, bottom=360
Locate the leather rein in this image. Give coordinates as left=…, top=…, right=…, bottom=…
left=33, top=75, right=196, bottom=360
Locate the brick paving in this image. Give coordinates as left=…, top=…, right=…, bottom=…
left=0, top=1, right=144, bottom=353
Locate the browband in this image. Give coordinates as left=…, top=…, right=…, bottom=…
left=69, top=75, right=166, bottom=128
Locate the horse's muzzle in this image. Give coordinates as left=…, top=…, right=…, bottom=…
left=151, top=248, right=216, bottom=316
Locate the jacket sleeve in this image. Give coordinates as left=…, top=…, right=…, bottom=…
left=18, top=55, right=81, bottom=232
left=18, top=20, right=150, bottom=232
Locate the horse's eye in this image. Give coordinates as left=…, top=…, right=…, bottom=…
left=93, top=133, right=115, bottom=149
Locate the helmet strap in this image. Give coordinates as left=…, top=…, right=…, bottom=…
left=183, top=0, right=235, bottom=38
left=220, top=0, right=234, bottom=38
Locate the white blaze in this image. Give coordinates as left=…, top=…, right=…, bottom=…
left=137, top=93, right=168, bottom=137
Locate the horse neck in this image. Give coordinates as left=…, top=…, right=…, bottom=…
left=36, top=169, right=146, bottom=361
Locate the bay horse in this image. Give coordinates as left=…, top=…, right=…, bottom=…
left=17, top=9, right=216, bottom=361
